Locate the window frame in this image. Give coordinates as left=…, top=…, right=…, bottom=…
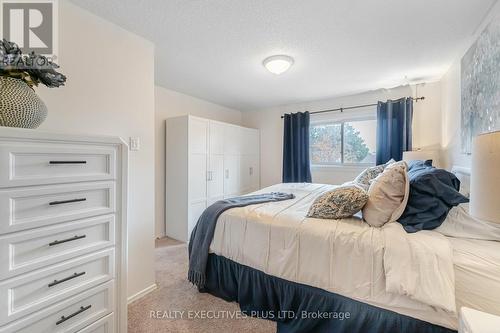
left=309, top=116, right=376, bottom=167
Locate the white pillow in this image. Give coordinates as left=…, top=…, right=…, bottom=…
left=362, top=161, right=409, bottom=227
left=436, top=204, right=500, bottom=241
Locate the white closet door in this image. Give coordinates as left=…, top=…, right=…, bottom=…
left=249, top=129, right=260, bottom=190
left=250, top=155, right=260, bottom=191
left=188, top=117, right=208, bottom=239
left=248, top=129, right=260, bottom=155
left=209, top=121, right=225, bottom=155
left=224, top=125, right=241, bottom=155
left=240, top=155, right=252, bottom=194
left=240, top=128, right=260, bottom=194
left=188, top=201, right=206, bottom=238
left=189, top=117, right=208, bottom=155
left=208, top=154, right=224, bottom=205
left=241, top=128, right=259, bottom=155
left=188, top=154, right=207, bottom=202
left=223, top=155, right=240, bottom=197
left=188, top=117, right=208, bottom=203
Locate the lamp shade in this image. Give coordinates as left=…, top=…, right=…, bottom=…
left=470, top=131, right=500, bottom=224
left=402, top=150, right=441, bottom=167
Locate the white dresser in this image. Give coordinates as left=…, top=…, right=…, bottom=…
left=166, top=116, right=260, bottom=242
left=0, top=128, right=127, bottom=333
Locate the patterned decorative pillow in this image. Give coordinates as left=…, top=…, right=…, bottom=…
left=307, top=185, right=369, bottom=219
left=354, top=159, right=396, bottom=190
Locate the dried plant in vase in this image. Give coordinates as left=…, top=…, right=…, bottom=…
left=0, top=39, right=67, bottom=128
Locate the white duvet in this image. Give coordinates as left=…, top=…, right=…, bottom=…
left=210, top=183, right=458, bottom=329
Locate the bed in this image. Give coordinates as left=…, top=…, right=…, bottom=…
left=196, top=169, right=500, bottom=333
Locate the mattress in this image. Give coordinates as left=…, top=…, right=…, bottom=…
left=209, top=183, right=500, bottom=330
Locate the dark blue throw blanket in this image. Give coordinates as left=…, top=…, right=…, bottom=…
left=398, top=161, right=469, bottom=232
left=188, top=192, right=295, bottom=288
left=204, top=253, right=456, bottom=333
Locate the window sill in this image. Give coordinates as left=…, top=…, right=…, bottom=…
left=311, top=164, right=371, bottom=171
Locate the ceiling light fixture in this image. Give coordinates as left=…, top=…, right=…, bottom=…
left=263, top=55, right=294, bottom=75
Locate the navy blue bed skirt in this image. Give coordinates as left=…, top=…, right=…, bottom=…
left=202, top=253, right=456, bottom=333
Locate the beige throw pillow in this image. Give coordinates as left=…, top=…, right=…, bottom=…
left=362, top=161, right=409, bottom=227
left=307, top=185, right=369, bottom=220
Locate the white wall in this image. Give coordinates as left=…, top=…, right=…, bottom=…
left=155, top=86, right=242, bottom=237
left=35, top=1, right=156, bottom=298
left=243, top=82, right=442, bottom=187
left=440, top=62, right=471, bottom=169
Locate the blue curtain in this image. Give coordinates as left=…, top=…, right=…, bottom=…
left=376, top=98, right=413, bottom=165
left=283, top=112, right=312, bottom=183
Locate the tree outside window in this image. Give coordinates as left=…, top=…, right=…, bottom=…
left=310, top=118, right=376, bottom=165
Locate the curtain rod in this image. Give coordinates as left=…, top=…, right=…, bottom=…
left=280, top=96, right=425, bottom=119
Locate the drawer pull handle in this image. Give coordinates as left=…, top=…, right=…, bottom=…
left=49, top=234, right=86, bottom=246
left=49, top=160, right=87, bottom=164
left=48, top=271, right=86, bottom=287
left=56, top=305, right=92, bottom=325
left=49, top=198, right=87, bottom=206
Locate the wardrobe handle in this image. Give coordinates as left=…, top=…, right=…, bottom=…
left=49, top=234, right=86, bottom=246
left=49, top=198, right=87, bottom=206
left=225, top=170, right=229, bottom=179
left=49, top=161, right=87, bottom=164
left=56, top=305, right=91, bottom=325
left=48, top=271, right=86, bottom=287
left=249, top=167, right=253, bottom=175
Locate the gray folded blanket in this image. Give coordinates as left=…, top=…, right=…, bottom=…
left=188, top=192, right=295, bottom=288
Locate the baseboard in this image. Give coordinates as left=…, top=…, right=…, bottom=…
left=127, top=283, right=158, bottom=304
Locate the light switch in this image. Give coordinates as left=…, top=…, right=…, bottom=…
left=129, top=137, right=140, bottom=151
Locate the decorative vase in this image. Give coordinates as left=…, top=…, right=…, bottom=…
left=0, top=76, right=48, bottom=129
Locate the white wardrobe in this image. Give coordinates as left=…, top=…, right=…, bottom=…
left=165, top=115, right=260, bottom=242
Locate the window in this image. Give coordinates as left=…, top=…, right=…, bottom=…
left=310, top=118, right=376, bottom=166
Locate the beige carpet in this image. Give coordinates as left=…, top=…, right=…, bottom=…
left=128, top=238, right=276, bottom=333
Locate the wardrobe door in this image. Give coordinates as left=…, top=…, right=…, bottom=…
left=188, top=118, right=208, bottom=202
left=188, top=117, right=208, bottom=239
left=207, top=121, right=225, bottom=205
left=223, top=155, right=240, bottom=197
left=240, top=128, right=260, bottom=194
left=224, top=125, right=241, bottom=155
left=189, top=117, right=208, bottom=155
left=241, top=128, right=259, bottom=155
left=209, top=121, right=225, bottom=155
left=250, top=156, right=260, bottom=191
left=188, top=153, right=207, bottom=203
left=240, top=155, right=252, bottom=194
left=207, top=154, right=224, bottom=205
left=250, top=129, right=260, bottom=191
left=188, top=201, right=206, bottom=238
left=248, top=129, right=260, bottom=155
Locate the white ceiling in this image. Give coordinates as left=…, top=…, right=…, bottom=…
left=71, top=0, right=497, bottom=111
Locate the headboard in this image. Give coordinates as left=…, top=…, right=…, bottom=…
left=451, top=166, right=471, bottom=198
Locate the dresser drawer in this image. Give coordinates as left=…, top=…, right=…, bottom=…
left=0, top=249, right=114, bottom=325
left=0, top=181, right=115, bottom=233
left=0, top=215, right=115, bottom=279
left=0, top=280, right=115, bottom=333
left=77, top=313, right=114, bottom=333
left=0, top=142, right=116, bottom=187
